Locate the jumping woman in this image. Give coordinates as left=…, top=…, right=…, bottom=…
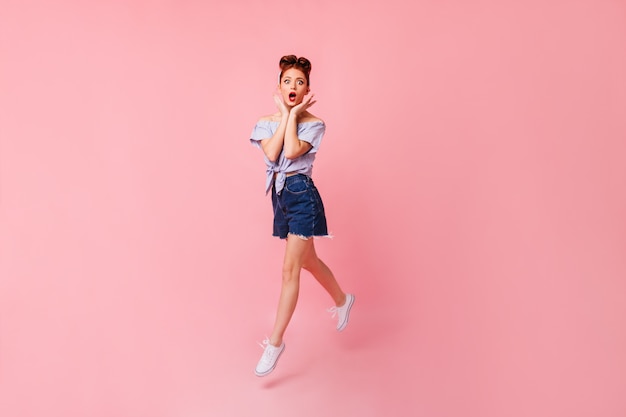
left=249, top=55, right=355, bottom=377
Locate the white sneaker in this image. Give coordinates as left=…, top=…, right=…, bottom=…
left=328, top=293, right=355, bottom=331
left=255, top=338, right=285, bottom=377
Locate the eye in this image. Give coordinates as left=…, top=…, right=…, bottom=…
left=297, top=80, right=304, bottom=85
left=284, top=79, right=290, bottom=84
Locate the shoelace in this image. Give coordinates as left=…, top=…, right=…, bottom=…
left=257, top=337, right=271, bottom=350
left=327, top=306, right=340, bottom=319
left=257, top=338, right=279, bottom=364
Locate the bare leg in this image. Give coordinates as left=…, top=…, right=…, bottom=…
left=302, top=240, right=346, bottom=307
left=269, top=234, right=312, bottom=347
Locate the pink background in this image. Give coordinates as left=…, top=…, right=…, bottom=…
left=1, top=1, right=625, bottom=416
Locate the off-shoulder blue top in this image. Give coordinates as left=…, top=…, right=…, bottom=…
left=250, top=120, right=325, bottom=194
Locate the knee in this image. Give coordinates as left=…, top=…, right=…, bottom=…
left=282, top=263, right=302, bottom=283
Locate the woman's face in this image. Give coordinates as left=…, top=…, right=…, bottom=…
left=279, top=67, right=309, bottom=107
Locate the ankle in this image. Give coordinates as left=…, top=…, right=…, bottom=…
left=335, top=293, right=347, bottom=307
left=269, top=337, right=283, bottom=347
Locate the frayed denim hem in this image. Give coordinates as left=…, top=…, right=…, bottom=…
left=280, top=232, right=334, bottom=241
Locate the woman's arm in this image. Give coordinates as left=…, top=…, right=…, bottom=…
left=259, top=95, right=290, bottom=162
left=283, top=95, right=316, bottom=160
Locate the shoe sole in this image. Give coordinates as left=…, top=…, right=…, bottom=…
left=254, top=344, right=285, bottom=377
left=337, top=294, right=355, bottom=332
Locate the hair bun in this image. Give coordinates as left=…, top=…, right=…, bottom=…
left=279, top=55, right=298, bottom=70
left=279, top=55, right=311, bottom=73
left=296, top=57, right=311, bottom=72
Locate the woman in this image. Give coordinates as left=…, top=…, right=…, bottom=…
left=249, top=55, right=355, bottom=377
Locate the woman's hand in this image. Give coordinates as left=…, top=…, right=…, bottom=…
left=273, top=92, right=290, bottom=117
left=291, top=94, right=316, bottom=117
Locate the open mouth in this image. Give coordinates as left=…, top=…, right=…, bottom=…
left=289, top=92, right=297, bottom=101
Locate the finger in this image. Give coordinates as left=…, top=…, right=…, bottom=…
left=274, top=94, right=286, bottom=106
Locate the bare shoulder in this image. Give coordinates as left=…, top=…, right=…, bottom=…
left=299, top=112, right=324, bottom=124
